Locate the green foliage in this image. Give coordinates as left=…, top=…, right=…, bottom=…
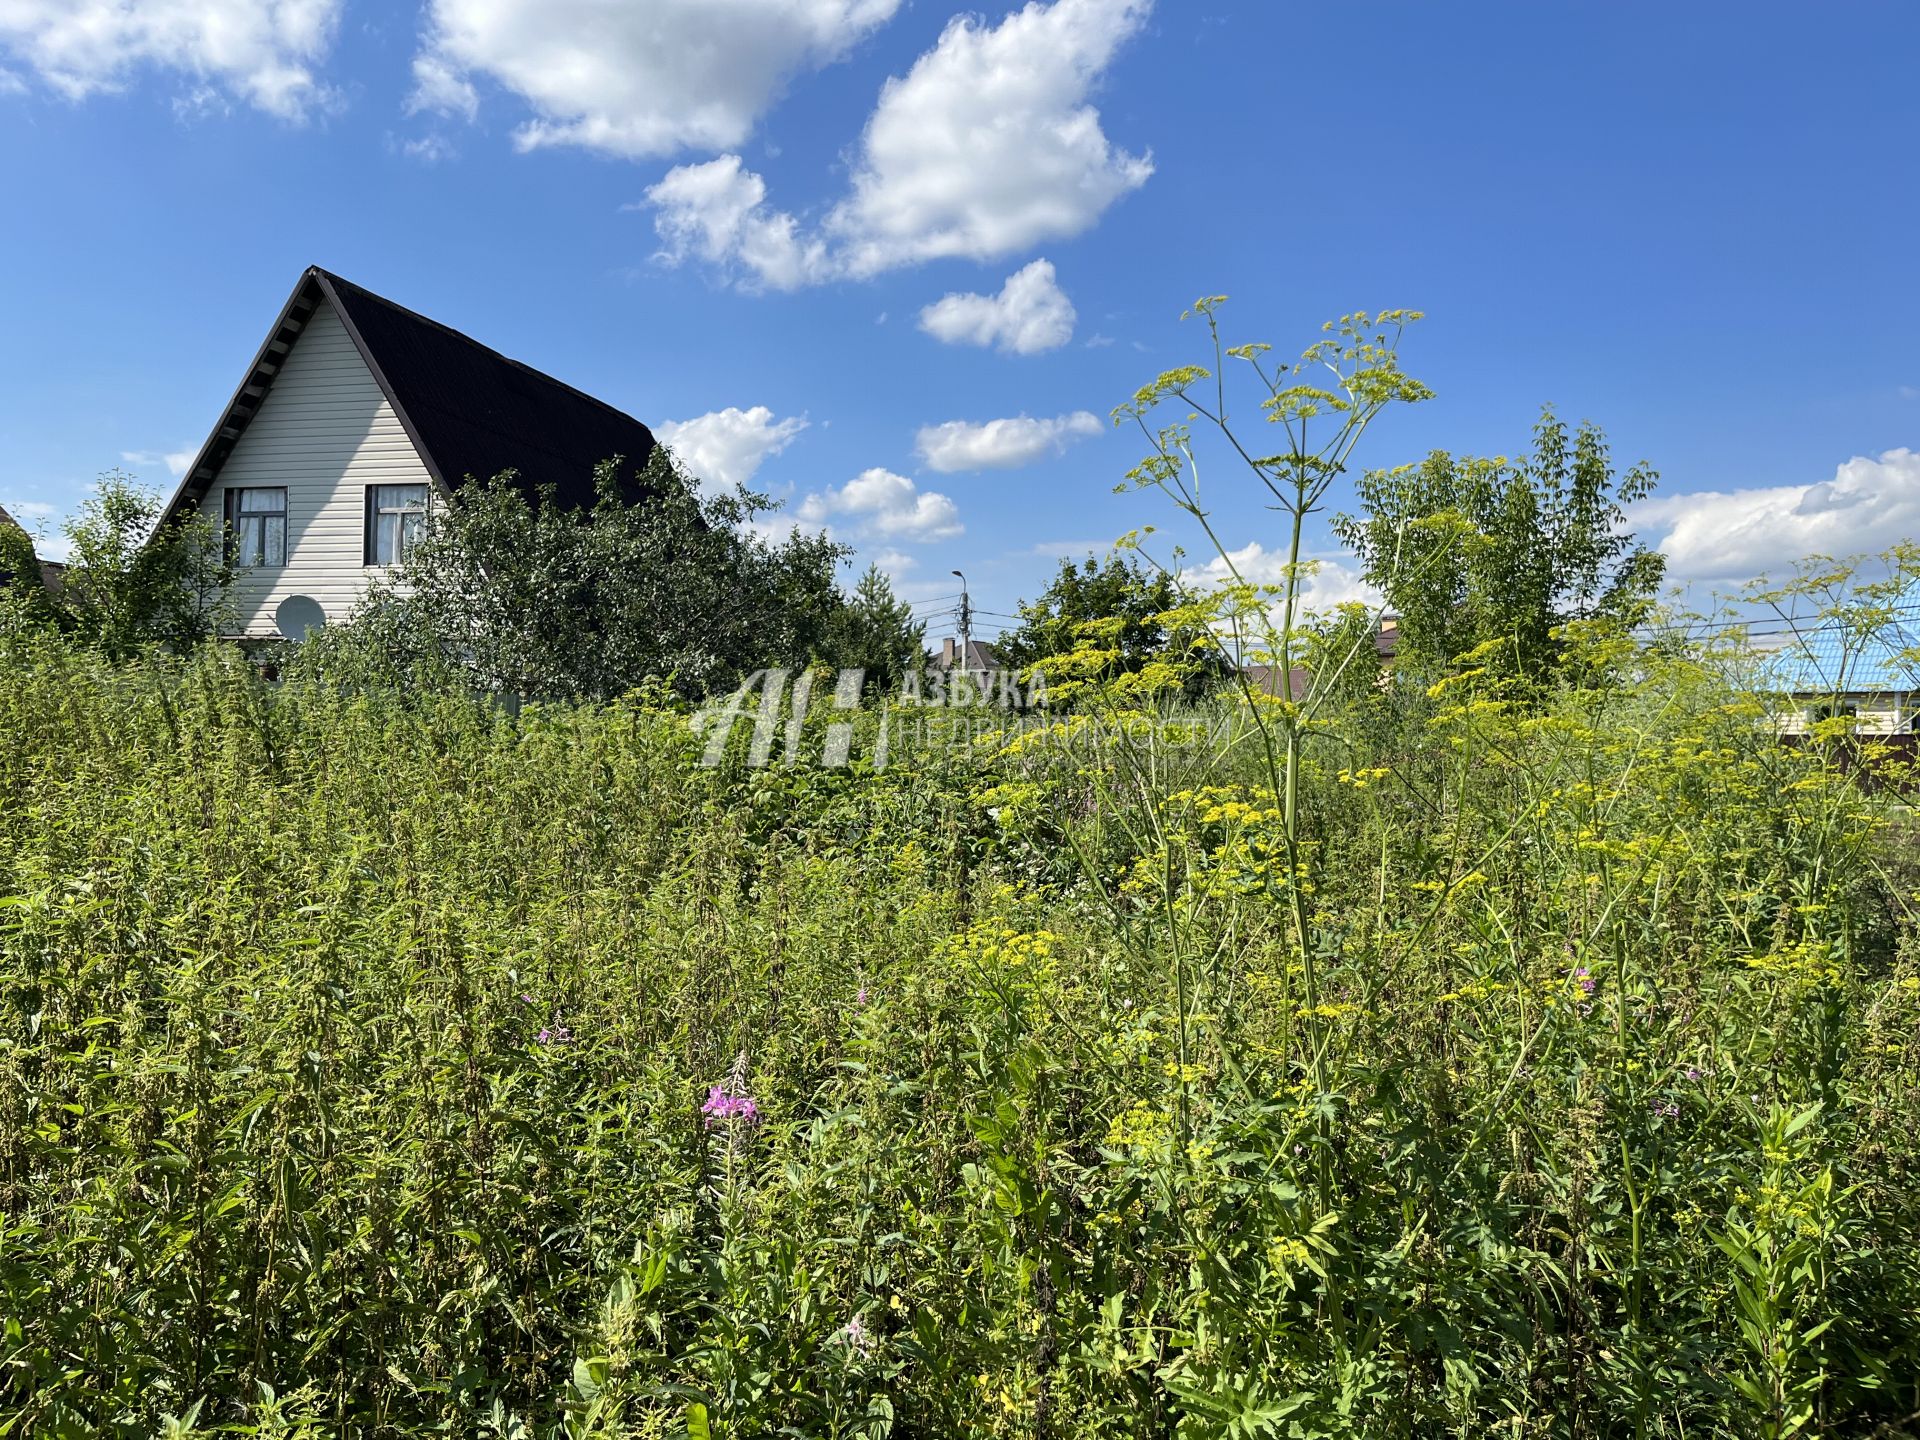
left=296, top=449, right=851, bottom=701
left=3, top=604, right=1917, bottom=1437
left=825, top=564, right=925, bottom=694
left=999, top=554, right=1227, bottom=700
left=4, top=305, right=1918, bottom=1440
left=1334, top=409, right=1667, bottom=683
left=0, top=521, right=59, bottom=633
left=22, top=471, right=233, bottom=656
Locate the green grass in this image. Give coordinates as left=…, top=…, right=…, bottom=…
left=2, top=631, right=1918, bottom=1438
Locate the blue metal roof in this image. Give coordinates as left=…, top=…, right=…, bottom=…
left=1760, top=579, right=1920, bottom=695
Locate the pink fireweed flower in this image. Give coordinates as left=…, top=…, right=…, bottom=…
left=842, top=1313, right=874, bottom=1358
left=537, top=1018, right=572, bottom=1046
left=855, top=984, right=869, bottom=1007
left=702, top=1085, right=761, bottom=1128
left=1574, top=967, right=1595, bottom=996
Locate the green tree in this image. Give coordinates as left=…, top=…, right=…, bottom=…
left=53, top=471, right=231, bottom=656
left=999, top=553, right=1227, bottom=697
left=827, top=563, right=925, bottom=693
left=301, top=448, right=851, bottom=700
left=1333, top=407, right=1665, bottom=682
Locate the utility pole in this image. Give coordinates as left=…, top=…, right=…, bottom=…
left=951, top=569, right=972, bottom=693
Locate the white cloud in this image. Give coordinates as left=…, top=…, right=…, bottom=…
left=0, top=0, right=343, bottom=119
left=0, top=67, right=25, bottom=95
left=798, top=467, right=962, bottom=541
left=398, top=132, right=458, bottom=163
left=828, top=0, right=1152, bottom=275
left=645, top=155, right=830, bottom=291
left=918, top=259, right=1075, bottom=354
left=916, top=411, right=1101, bottom=473
left=645, top=0, right=1152, bottom=287
left=412, top=0, right=900, bottom=158
left=120, top=448, right=196, bottom=477
left=406, top=53, right=476, bottom=121
left=1192, top=542, right=1383, bottom=616
left=1636, top=448, right=1920, bottom=584
left=656, top=405, right=808, bottom=494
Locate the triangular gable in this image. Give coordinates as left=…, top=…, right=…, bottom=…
left=160, top=267, right=658, bottom=529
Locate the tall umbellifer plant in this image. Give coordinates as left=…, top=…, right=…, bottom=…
left=1111, top=302, right=1432, bottom=1162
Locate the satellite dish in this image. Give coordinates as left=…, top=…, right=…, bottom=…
left=275, top=594, right=326, bottom=642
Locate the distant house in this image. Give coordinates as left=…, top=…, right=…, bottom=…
left=935, top=637, right=1004, bottom=675
left=1240, top=615, right=1400, bottom=699
left=155, top=266, right=658, bottom=640
left=1763, top=583, right=1919, bottom=737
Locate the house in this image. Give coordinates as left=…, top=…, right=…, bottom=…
left=935, top=636, right=1004, bottom=675
left=1762, top=583, right=1919, bottom=738
left=1240, top=615, right=1399, bottom=699
left=156, top=266, right=658, bottom=640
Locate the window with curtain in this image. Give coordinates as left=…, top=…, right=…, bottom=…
left=366, top=483, right=429, bottom=566
left=223, top=487, right=287, bottom=567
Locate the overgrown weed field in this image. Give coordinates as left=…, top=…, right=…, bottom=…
left=3, top=630, right=1918, bottom=1438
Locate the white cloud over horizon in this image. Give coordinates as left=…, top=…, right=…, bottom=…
left=918, top=259, right=1075, bottom=354
left=656, top=405, right=809, bottom=495
left=411, top=0, right=900, bottom=158
left=1191, top=542, right=1382, bottom=617
left=120, top=448, right=196, bottom=477
left=644, top=0, right=1153, bottom=288
left=0, top=0, right=343, bottom=119
left=798, top=467, right=961, bottom=541
left=916, top=411, right=1101, bottom=473
left=1637, top=447, right=1920, bottom=585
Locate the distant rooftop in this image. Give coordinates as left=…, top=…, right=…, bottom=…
left=1759, top=580, right=1920, bottom=695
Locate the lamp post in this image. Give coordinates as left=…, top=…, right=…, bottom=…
left=951, top=569, right=972, bottom=669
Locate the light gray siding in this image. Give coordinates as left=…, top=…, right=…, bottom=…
left=196, top=297, right=434, bottom=636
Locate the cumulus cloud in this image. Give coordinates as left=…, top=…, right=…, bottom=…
left=798, top=468, right=962, bottom=541
left=916, top=411, right=1101, bottom=473
left=120, top=448, right=196, bottom=477
left=829, top=0, right=1152, bottom=274
left=1191, top=542, right=1383, bottom=616
left=918, top=259, right=1074, bottom=354
left=0, top=0, right=342, bottom=119
left=645, top=0, right=1152, bottom=287
left=406, top=53, right=476, bottom=122
left=1636, top=447, right=1920, bottom=584
left=656, top=405, right=809, bottom=494
left=411, top=0, right=899, bottom=158
left=644, top=155, right=830, bottom=290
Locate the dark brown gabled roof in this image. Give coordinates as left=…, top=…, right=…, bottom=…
left=160, top=267, right=658, bottom=527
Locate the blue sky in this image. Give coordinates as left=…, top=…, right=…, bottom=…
left=3, top=0, right=1917, bottom=636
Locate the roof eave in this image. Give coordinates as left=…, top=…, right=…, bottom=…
left=154, top=268, right=335, bottom=536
